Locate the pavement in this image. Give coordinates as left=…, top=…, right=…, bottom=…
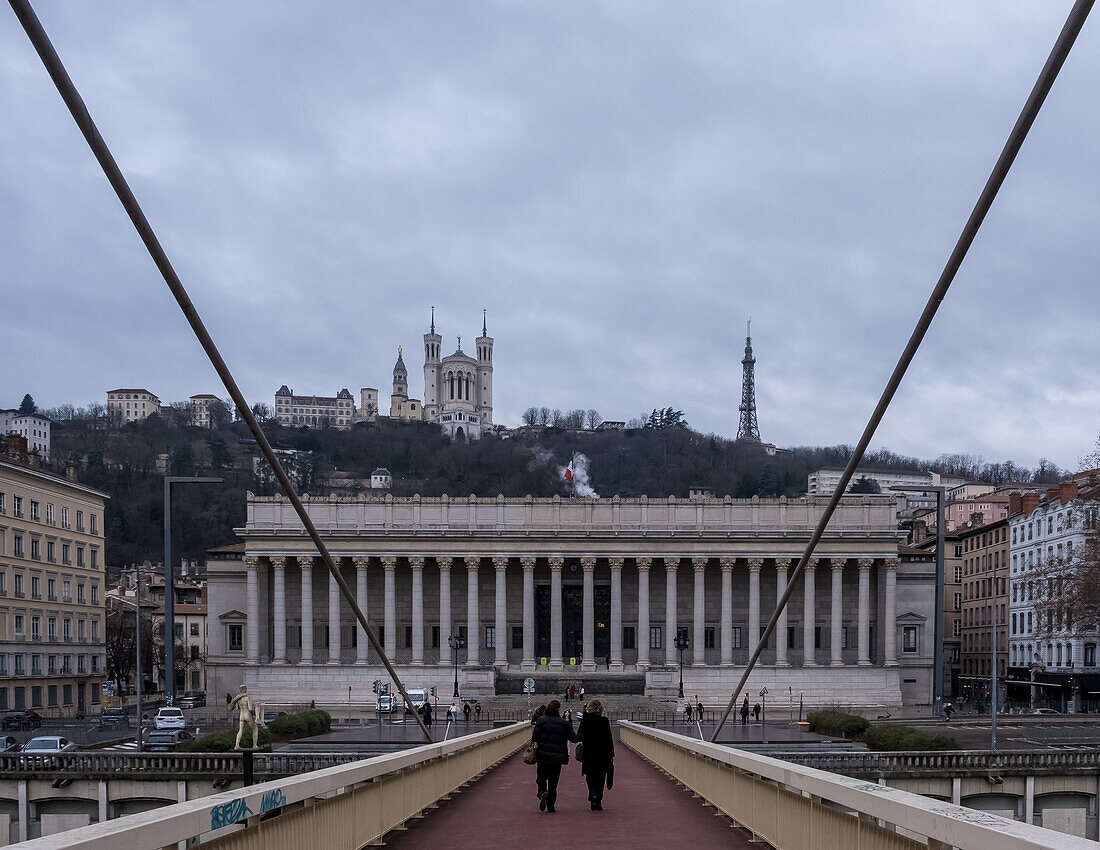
left=383, top=744, right=755, bottom=850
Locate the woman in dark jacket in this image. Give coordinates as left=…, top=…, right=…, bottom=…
left=531, top=700, right=578, bottom=813
left=576, top=699, right=615, bottom=810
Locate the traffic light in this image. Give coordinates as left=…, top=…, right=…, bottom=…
left=372, top=680, right=380, bottom=694
left=430, top=686, right=436, bottom=698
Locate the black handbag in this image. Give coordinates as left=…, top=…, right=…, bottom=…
left=574, top=742, right=584, bottom=762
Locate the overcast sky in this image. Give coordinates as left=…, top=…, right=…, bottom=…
left=2, top=3, right=1098, bottom=471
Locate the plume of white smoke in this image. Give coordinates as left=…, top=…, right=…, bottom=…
left=559, top=453, right=599, bottom=498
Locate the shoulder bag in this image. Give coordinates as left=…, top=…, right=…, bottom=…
left=523, top=740, right=538, bottom=764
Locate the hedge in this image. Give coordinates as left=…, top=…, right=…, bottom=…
left=806, top=709, right=957, bottom=751
left=806, top=709, right=870, bottom=739
left=180, top=709, right=330, bottom=752
left=862, top=725, right=958, bottom=752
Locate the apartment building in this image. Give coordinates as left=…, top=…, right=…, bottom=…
left=0, top=435, right=108, bottom=714
left=106, top=388, right=161, bottom=424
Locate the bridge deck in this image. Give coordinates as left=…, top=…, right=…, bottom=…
left=384, top=744, right=754, bottom=849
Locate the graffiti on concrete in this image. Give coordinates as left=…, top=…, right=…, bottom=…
left=211, top=797, right=252, bottom=830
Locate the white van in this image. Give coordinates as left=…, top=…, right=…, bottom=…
left=403, top=689, right=428, bottom=714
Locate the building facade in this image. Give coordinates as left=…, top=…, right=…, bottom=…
left=0, top=436, right=107, bottom=714
left=958, top=517, right=1009, bottom=700
left=274, top=386, right=361, bottom=428
left=0, top=411, right=51, bottom=462
left=1008, top=483, right=1100, bottom=711
left=205, top=493, right=934, bottom=709
left=106, top=389, right=161, bottom=424
left=188, top=394, right=223, bottom=428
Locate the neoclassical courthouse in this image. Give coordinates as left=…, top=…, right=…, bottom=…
left=205, top=493, right=936, bottom=708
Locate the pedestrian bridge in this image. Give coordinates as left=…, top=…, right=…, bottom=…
left=12, top=722, right=1094, bottom=849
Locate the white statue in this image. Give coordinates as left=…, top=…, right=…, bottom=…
left=228, top=685, right=266, bottom=749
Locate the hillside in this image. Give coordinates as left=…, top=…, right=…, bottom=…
left=41, top=409, right=1063, bottom=571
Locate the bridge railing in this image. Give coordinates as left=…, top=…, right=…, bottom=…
left=15, top=721, right=530, bottom=850
left=618, top=721, right=1097, bottom=850
left=774, top=747, right=1100, bottom=777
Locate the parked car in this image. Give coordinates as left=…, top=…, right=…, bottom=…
left=2, top=710, right=43, bottom=731
left=144, top=730, right=194, bottom=752
left=154, top=707, right=186, bottom=730
left=0, top=736, right=20, bottom=753
left=98, top=707, right=129, bottom=727
left=21, top=736, right=76, bottom=754
left=178, top=693, right=206, bottom=709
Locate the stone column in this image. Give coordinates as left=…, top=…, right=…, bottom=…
left=884, top=558, right=899, bottom=666
left=465, top=556, right=480, bottom=667
left=411, top=557, right=425, bottom=665
left=636, top=557, right=651, bottom=670
left=244, top=556, right=259, bottom=664
left=299, top=556, right=314, bottom=665
left=549, top=557, right=564, bottom=671
left=353, top=557, right=369, bottom=665
left=521, top=557, right=536, bottom=671
left=858, top=558, right=873, bottom=666
left=328, top=559, right=343, bottom=665
left=382, top=556, right=396, bottom=661
left=692, top=557, right=706, bottom=666
left=748, top=559, right=763, bottom=655
left=803, top=560, right=817, bottom=666
left=830, top=561, right=845, bottom=666
left=494, top=557, right=508, bottom=668
left=775, top=560, right=790, bottom=667
left=439, top=558, right=452, bottom=666
left=665, top=558, right=678, bottom=667
left=581, top=557, right=596, bottom=672
left=609, top=558, right=624, bottom=672
left=720, top=558, right=734, bottom=666
left=271, top=556, right=287, bottom=664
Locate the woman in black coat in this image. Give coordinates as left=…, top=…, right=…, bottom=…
left=576, top=699, right=615, bottom=810
left=531, top=700, right=578, bottom=813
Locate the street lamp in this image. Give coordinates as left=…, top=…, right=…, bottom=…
left=675, top=634, right=689, bottom=699
left=448, top=633, right=465, bottom=698
left=163, top=476, right=222, bottom=706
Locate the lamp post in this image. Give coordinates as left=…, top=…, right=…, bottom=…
left=675, top=634, right=689, bottom=699
left=892, top=485, right=946, bottom=716
left=163, top=476, right=222, bottom=706
left=448, top=633, right=464, bottom=698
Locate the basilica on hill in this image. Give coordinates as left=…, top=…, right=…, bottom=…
left=273, top=308, right=494, bottom=440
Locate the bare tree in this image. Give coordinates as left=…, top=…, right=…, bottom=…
left=585, top=409, right=602, bottom=430
left=1029, top=519, right=1100, bottom=637
left=537, top=407, right=551, bottom=426
left=522, top=407, right=539, bottom=426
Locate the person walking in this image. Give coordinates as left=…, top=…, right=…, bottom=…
left=474, top=701, right=482, bottom=722
left=420, top=700, right=433, bottom=727
left=577, top=699, right=615, bottom=811
left=683, top=701, right=693, bottom=724
left=531, top=700, right=579, bottom=813
left=753, top=703, right=761, bottom=722
left=463, top=701, right=471, bottom=724
left=740, top=695, right=750, bottom=725
left=696, top=699, right=705, bottom=722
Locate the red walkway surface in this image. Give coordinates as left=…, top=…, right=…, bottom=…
left=384, top=744, right=755, bottom=849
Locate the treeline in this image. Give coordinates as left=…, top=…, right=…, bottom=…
left=36, top=403, right=1065, bottom=572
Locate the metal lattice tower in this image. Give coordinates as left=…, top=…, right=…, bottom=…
left=737, top=320, right=760, bottom=442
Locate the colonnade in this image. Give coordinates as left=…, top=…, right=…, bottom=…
left=242, top=555, right=900, bottom=670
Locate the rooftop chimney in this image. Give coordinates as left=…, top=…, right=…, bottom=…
left=1009, top=493, right=1023, bottom=516
left=1022, top=493, right=1041, bottom=516
left=4, top=433, right=28, bottom=462
left=1060, top=481, right=1079, bottom=505
left=64, top=462, right=79, bottom=482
